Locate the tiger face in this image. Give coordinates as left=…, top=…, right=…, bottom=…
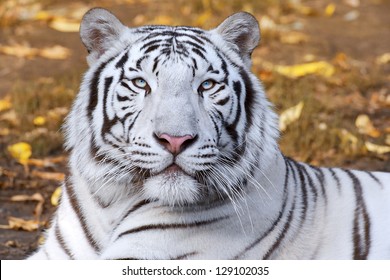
left=66, top=9, right=279, bottom=206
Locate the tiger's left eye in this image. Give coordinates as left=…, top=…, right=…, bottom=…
left=132, top=78, right=147, bottom=88
left=198, top=80, right=216, bottom=92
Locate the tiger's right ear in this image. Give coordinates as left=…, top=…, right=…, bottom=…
left=80, top=8, right=127, bottom=65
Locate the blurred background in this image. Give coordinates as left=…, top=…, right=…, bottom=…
left=0, top=0, right=389, bottom=259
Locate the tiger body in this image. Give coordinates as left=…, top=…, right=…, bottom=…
left=28, top=8, right=390, bottom=260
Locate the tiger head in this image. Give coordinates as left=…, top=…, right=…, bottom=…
left=65, top=8, right=279, bottom=206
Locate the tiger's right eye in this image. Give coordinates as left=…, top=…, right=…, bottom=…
left=198, top=79, right=216, bottom=93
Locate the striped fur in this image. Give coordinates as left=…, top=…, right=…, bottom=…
left=28, top=8, right=390, bottom=260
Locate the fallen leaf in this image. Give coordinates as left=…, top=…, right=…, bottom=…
left=27, top=156, right=67, bottom=167
left=33, top=116, right=46, bottom=126
left=274, top=61, right=335, bottom=78
left=355, top=114, right=381, bottom=138
left=0, top=110, right=19, bottom=126
left=31, top=170, right=65, bottom=181
left=0, top=97, right=12, bottom=112
left=10, top=193, right=44, bottom=203
left=0, top=127, right=10, bottom=136
left=280, top=31, right=308, bottom=44
left=279, top=101, right=304, bottom=131
left=51, top=187, right=62, bottom=206
left=333, top=52, right=350, bottom=70
left=49, top=17, right=80, bottom=32
left=325, top=3, right=336, bottom=17
left=39, top=45, right=71, bottom=59
left=0, top=44, right=71, bottom=59
left=376, top=53, right=390, bottom=65
left=11, top=193, right=45, bottom=219
left=338, top=129, right=359, bottom=152
left=7, top=142, right=32, bottom=165
left=7, top=217, right=44, bottom=232
left=344, top=10, right=359, bottom=21
left=0, top=44, right=39, bottom=58
left=365, top=142, right=390, bottom=154
left=344, top=0, right=360, bottom=8
left=386, top=135, right=390, bottom=146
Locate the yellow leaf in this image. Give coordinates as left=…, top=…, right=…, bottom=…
left=274, top=61, right=335, bottom=78
left=39, top=45, right=71, bottom=60
left=31, top=170, right=65, bottom=181
left=49, top=17, right=80, bottom=32
left=338, top=129, right=359, bottom=151
left=7, top=142, right=32, bottom=165
left=355, top=114, right=381, bottom=138
left=0, top=97, right=12, bottom=112
left=0, top=44, right=39, bottom=58
left=365, top=142, right=390, bottom=154
left=7, top=217, right=44, bottom=232
left=376, top=53, right=390, bottom=65
left=51, top=187, right=62, bottom=206
left=280, top=31, right=308, bottom=45
left=0, top=127, right=10, bottom=136
left=325, top=4, right=336, bottom=17
left=279, top=101, right=304, bottom=131
left=33, top=116, right=46, bottom=126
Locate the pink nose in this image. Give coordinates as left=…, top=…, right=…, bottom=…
left=156, top=133, right=196, bottom=155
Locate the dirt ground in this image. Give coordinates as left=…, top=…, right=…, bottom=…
left=0, top=0, right=389, bottom=259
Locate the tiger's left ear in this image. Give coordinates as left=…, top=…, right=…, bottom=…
left=214, top=12, right=260, bottom=67
left=80, top=8, right=127, bottom=65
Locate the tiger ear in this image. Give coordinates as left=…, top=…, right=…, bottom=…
left=214, top=12, right=260, bottom=67
left=80, top=8, right=127, bottom=65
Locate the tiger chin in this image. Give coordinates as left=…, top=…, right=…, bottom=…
left=27, top=8, right=390, bottom=260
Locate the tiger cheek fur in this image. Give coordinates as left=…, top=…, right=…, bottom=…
left=27, top=8, right=390, bottom=260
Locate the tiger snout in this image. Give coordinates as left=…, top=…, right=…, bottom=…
left=154, top=133, right=198, bottom=155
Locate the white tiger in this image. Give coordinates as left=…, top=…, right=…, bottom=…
left=28, top=8, right=390, bottom=260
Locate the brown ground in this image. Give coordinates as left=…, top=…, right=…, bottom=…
left=0, top=0, right=389, bottom=259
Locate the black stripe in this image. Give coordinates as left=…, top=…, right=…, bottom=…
left=116, top=216, right=227, bottom=241
left=299, top=163, right=318, bottom=203
left=144, top=44, right=160, bottom=54
left=209, top=85, right=226, bottom=99
left=101, top=77, right=115, bottom=139
left=329, top=168, right=342, bottom=193
left=88, top=56, right=115, bottom=121
left=115, top=51, right=129, bottom=68
left=263, top=159, right=298, bottom=260
left=311, top=166, right=327, bottom=202
left=65, top=180, right=101, bottom=252
left=225, top=81, right=242, bottom=144
left=233, top=157, right=291, bottom=259
left=170, top=252, right=198, bottom=260
left=296, top=164, right=308, bottom=227
left=191, top=47, right=206, bottom=60
left=239, top=69, right=255, bottom=131
left=364, top=171, right=383, bottom=188
left=344, top=170, right=371, bottom=260
left=115, top=199, right=151, bottom=230
left=55, top=221, right=73, bottom=259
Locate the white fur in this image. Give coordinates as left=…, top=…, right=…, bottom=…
left=28, top=9, right=390, bottom=260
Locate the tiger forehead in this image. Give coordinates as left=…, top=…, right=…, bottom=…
left=135, top=26, right=212, bottom=58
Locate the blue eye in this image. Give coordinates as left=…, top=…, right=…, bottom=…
left=132, top=78, right=147, bottom=88
left=199, top=79, right=216, bottom=92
